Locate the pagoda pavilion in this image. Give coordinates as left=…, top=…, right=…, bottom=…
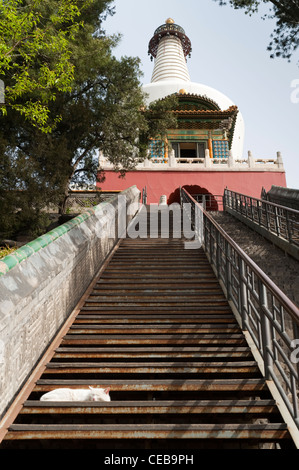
left=98, top=18, right=286, bottom=204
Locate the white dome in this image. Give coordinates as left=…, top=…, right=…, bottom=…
left=142, top=79, right=245, bottom=159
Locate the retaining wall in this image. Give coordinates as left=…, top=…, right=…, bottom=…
left=0, top=186, right=140, bottom=419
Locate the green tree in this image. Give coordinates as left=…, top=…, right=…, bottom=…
left=0, top=0, right=111, bottom=131
left=1, top=58, right=177, bottom=216
left=214, top=0, right=299, bottom=63
left=0, top=0, right=177, bottom=237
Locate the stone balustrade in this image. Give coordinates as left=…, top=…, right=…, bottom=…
left=99, top=150, right=284, bottom=171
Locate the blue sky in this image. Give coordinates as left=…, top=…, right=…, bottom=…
left=104, top=0, right=299, bottom=190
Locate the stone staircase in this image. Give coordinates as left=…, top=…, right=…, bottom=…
left=0, top=210, right=295, bottom=449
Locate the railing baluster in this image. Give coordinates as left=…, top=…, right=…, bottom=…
left=286, top=210, right=292, bottom=243
left=239, top=257, right=248, bottom=331
left=274, top=205, right=281, bottom=237
left=258, top=280, right=274, bottom=381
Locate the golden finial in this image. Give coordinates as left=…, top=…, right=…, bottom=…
left=179, top=89, right=187, bottom=94
left=166, top=18, right=175, bottom=24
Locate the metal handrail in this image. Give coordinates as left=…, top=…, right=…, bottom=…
left=226, top=188, right=299, bottom=214
left=224, top=189, right=299, bottom=249
left=181, top=187, right=299, bottom=437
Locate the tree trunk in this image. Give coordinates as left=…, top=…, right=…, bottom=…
left=59, top=178, right=73, bottom=215
left=58, top=194, right=69, bottom=215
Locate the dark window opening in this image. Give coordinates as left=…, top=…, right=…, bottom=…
left=180, top=143, right=197, bottom=158
left=171, top=141, right=207, bottom=160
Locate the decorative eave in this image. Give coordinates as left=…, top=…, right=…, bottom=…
left=173, top=104, right=239, bottom=137
left=173, top=105, right=239, bottom=118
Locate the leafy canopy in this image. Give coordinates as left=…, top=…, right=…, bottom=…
left=0, top=0, right=98, bottom=131
left=0, top=0, right=178, bottom=237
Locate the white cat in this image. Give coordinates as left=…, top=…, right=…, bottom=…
left=40, top=386, right=111, bottom=402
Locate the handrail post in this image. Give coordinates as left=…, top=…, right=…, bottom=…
left=209, top=219, right=213, bottom=263
left=216, top=229, right=220, bottom=277
left=238, top=256, right=248, bottom=331
left=239, top=194, right=243, bottom=216
left=258, top=280, right=273, bottom=381
left=285, top=210, right=292, bottom=243
left=223, top=188, right=228, bottom=212
left=225, top=239, right=232, bottom=301
left=249, top=196, right=254, bottom=221
left=244, top=196, right=249, bottom=219
left=257, top=199, right=262, bottom=225
left=274, top=205, right=281, bottom=237
left=264, top=200, right=270, bottom=230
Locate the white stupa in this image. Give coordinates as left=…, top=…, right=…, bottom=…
left=142, top=18, right=245, bottom=159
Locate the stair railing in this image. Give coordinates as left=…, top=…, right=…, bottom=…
left=223, top=189, right=299, bottom=261
left=181, top=187, right=299, bottom=440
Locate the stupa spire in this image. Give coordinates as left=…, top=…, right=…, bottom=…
left=148, top=18, right=192, bottom=83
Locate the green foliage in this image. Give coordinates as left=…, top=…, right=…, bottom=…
left=139, top=94, right=178, bottom=163
left=0, top=0, right=178, bottom=236
left=0, top=0, right=98, bottom=131
left=214, top=0, right=299, bottom=63
left=0, top=136, right=54, bottom=238
left=0, top=245, right=17, bottom=259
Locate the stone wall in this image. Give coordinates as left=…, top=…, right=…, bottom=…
left=0, top=186, right=140, bottom=419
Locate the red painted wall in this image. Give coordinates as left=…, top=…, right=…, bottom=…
left=98, top=170, right=287, bottom=204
